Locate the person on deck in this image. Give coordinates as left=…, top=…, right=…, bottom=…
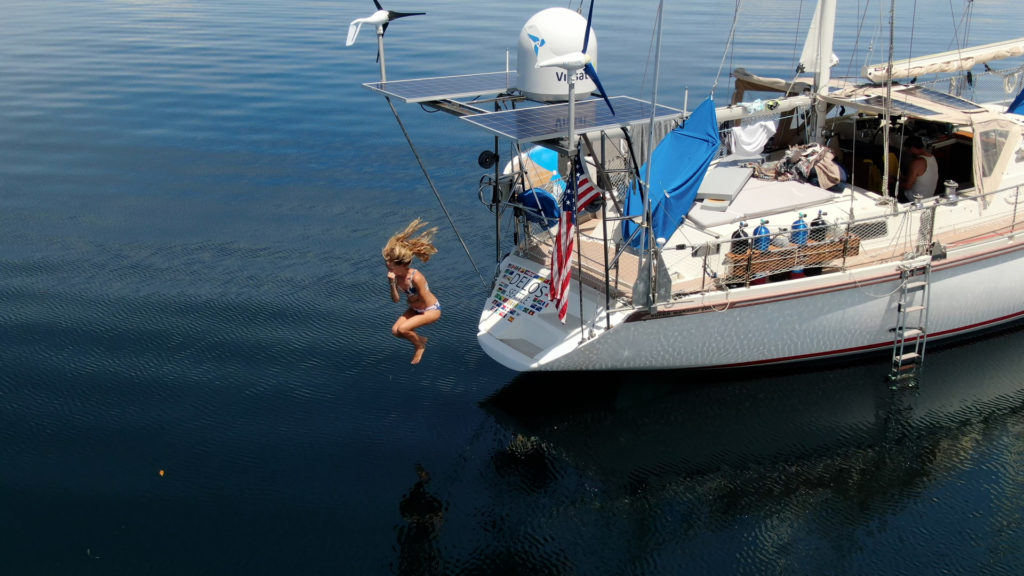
left=900, top=135, right=939, bottom=203
left=383, top=219, right=441, bottom=364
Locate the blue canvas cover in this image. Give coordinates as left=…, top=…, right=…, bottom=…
left=622, top=98, right=719, bottom=249
left=1009, top=85, right=1024, bottom=115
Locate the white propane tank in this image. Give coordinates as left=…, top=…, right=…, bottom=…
left=517, top=7, right=599, bottom=103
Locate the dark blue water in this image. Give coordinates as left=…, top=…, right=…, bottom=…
left=2, top=1, right=1024, bottom=574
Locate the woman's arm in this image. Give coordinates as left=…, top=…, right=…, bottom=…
left=388, top=272, right=400, bottom=303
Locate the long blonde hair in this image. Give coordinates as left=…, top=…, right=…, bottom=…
left=382, top=218, right=438, bottom=265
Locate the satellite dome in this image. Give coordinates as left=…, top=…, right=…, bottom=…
left=517, top=7, right=599, bottom=103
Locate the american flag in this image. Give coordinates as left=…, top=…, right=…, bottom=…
left=549, top=157, right=578, bottom=323
left=574, top=149, right=600, bottom=213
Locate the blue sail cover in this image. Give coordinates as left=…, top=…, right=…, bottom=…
left=622, top=97, right=719, bottom=249
left=1010, top=85, right=1024, bottom=115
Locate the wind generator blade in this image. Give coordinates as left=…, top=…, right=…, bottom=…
left=346, top=10, right=387, bottom=46
left=585, top=62, right=614, bottom=115
left=387, top=10, right=426, bottom=21
left=582, top=0, right=594, bottom=54
left=379, top=10, right=426, bottom=56
left=346, top=20, right=364, bottom=46
left=582, top=1, right=614, bottom=116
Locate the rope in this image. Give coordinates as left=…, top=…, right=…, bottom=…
left=384, top=96, right=489, bottom=290
left=846, top=1, right=874, bottom=85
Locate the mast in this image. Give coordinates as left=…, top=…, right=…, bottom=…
left=811, top=0, right=836, bottom=144
left=881, top=0, right=895, bottom=201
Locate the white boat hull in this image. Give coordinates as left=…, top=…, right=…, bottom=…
left=479, top=238, right=1024, bottom=371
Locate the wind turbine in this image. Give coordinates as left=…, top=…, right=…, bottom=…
left=346, top=0, right=425, bottom=81
left=535, top=0, right=615, bottom=118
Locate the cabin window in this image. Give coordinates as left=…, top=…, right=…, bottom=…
left=979, top=127, right=1009, bottom=177
left=1015, top=136, right=1024, bottom=165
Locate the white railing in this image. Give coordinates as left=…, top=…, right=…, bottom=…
left=521, top=183, right=1024, bottom=310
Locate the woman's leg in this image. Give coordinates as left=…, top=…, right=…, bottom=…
left=394, top=309, right=441, bottom=364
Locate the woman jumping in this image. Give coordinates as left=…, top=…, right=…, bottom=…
left=383, top=218, right=441, bottom=364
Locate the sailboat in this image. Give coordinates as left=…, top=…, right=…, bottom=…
left=354, top=0, right=1024, bottom=375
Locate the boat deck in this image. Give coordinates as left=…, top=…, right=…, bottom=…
left=518, top=185, right=1022, bottom=306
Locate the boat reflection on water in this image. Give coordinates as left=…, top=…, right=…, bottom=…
left=382, top=329, right=1024, bottom=574
left=481, top=327, right=1024, bottom=551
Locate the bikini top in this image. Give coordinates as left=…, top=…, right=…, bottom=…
left=401, top=270, right=421, bottom=298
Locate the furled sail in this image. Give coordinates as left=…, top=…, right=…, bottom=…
left=863, top=37, right=1024, bottom=83
left=797, top=0, right=838, bottom=74
left=622, top=98, right=719, bottom=250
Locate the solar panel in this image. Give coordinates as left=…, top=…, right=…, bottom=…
left=854, top=95, right=940, bottom=118
left=364, top=71, right=518, bottom=103
left=462, top=96, right=683, bottom=143
left=899, top=85, right=986, bottom=112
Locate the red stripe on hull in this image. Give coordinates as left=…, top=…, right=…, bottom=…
left=717, top=310, right=1024, bottom=369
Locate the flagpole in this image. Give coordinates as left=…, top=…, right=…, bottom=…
left=574, top=163, right=585, bottom=340
left=642, top=0, right=665, bottom=308
left=544, top=68, right=577, bottom=323
left=567, top=71, right=586, bottom=335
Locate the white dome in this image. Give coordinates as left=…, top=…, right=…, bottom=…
left=517, top=7, right=599, bottom=103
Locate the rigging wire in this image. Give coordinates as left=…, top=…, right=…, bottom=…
left=842, top=1, right=879, bottom=199
left=845, top=1, right=874, bottom=84
left=710, top=0, right=743, bottom=100
left=861, top=0, right=883, bottom=71
left=945, top=0, right=976, bottom=99
left=843, top=2, right=877, bottom=209
left=383, top=96, right=489, bottom=290
left=962, top=0, right=973, bottom=50
left=906, top=0, right=918, bottom=68
left=639, top=6, right=658, bottom=104
left=791, top=0, right=807, bottom=71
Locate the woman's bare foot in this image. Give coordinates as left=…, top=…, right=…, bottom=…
left=411, top=337, right=428, bottom=364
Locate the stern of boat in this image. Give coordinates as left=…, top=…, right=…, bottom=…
left=477, top=253, right=608, bottom=371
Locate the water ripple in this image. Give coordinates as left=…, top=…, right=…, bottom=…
left=4, top=1, right=1024, bottom=574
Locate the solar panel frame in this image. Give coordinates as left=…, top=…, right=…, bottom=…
left=363, top=71, right=518, bottom=103
left=461, top=96, right=684, bottom=143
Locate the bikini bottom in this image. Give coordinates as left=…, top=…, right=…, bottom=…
left=412, top=301, right=441, bottom=314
